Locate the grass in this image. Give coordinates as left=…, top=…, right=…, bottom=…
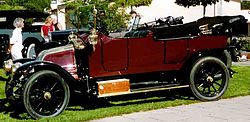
left=0, top=66, right=249, bottom=122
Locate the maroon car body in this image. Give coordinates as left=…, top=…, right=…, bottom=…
left=89, top=34, right=228, bottom=77
left=3, top=15, right=247, bottom=119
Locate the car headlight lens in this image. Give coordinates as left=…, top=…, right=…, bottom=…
left=3, top=59, right=13, bottom=72
left=3, top=59, right=22, bottom=74
left=11, top=62, right=22, bottom=73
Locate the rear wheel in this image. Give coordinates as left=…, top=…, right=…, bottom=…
left=22, top=70, right=70, bottom=119
left=190, top=57, right=229, bottom=101
left=22, top=43, right=35, bottom=58
left=26, top=43, right=36, bottom=58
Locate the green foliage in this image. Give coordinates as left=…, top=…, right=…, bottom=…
left=237, top=37, right=250, bottom=51
left=175, top=0, right=230, bottom=16
left=4, top=0, right=24, bottom=6
left=0, top=4, right=25, bottom=10
left=116, top=0, right=152, bottom=7
left=241, top=1, right=250, bottom=10
left=65, top=0, right=152, bottom=31
left=23, top=0, right=51, bottom=12
left=175, top=0, right=230, bottom=7
left=0, top=0, right=50, bottom=12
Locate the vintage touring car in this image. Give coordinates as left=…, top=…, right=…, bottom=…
left=3, top=14, right=248, bottom=119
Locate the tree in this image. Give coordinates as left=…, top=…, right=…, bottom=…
left=175, top=0, right=230, bottom=17
left=241, top=1, right=250, bottom=10
left=65, top=0, right=152, bottom=31
left=23, top=0, right=51, bottom=12
left=0, top=0, right=25, bottom=10
left=0, top=0, right=50, bottom=12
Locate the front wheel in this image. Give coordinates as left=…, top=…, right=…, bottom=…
left=22, top=70, right=70, bottom=119
left=190, top=57, right=229, bottom=101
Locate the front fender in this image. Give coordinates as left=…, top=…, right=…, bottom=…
left=13, top=58, right=35, bottom=64
left=15, top=61, right=79, bottom=90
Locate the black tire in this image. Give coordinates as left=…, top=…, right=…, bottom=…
left=26, top=43, right=36, bottom=58
left=190, top=57, right=229, bottom=101
left=22, top=70, right=70, bottom=119
left=22, top=40, right=39, bottom=58
left=22, top=43, right=33, bottom=58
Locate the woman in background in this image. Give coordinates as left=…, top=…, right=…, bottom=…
left=41, top=16, right=55, bottom=42
left=9, top=17, right=24, bottom=60
left=51, top=14, right=62, bottom=30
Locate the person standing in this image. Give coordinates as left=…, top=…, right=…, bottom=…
left=127, top=11, right=141, bottom=31
left=9, top=18, right=24, bottom=60
left=51, top=14, right=62, bottom=31
left=41, top=16, right=55, bottom=42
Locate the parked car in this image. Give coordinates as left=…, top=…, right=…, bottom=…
left=0, top=10, right=48, bottom=61
left=24, top=28, right=91, bottom=59
left=0, top=34, right=10, bottom=67
left=2, top=15, right=248, bottom=119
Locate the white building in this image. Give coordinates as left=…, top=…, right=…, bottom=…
left=51, top=0, right=247, bottom=29
left=134, top=0, right=248, bottom=23
left=50, top=0, right=66, bottom=30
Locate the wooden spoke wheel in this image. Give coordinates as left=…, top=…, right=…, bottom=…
left=190, top=57, right=229, bottom=101
left=22, top=70, right=70, bottom=119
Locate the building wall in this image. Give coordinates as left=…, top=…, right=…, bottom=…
left=51, top=0, right=66, bottom=30
left=52, top=0, right=249, bottom=30
left=135, top=0, right=250, bottom=24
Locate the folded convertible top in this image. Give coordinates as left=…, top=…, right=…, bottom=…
left=153, top=15, right=248, bottom=39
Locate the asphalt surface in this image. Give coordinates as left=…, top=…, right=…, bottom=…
left=92, top=96, right=250, bottom=122
left=91, top=61, right=250, bottom=122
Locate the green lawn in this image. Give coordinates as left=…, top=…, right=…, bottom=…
left=0, top=66, right=249, bottom=122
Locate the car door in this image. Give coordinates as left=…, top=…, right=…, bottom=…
left=128, top=34, right=165, bottom=72
left=101, top=36, right=128, bottom=71
left=164, top=39, right=189, bottom=64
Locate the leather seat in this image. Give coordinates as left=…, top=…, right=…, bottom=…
left=124, top=30, right=150, bottom=38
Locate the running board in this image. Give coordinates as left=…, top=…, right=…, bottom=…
left=97, top=84, right=189, bottom=98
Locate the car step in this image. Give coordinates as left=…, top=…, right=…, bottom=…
left=97, top=79, right=189, bottom=98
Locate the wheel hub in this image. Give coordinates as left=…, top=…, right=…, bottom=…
left=206, top=76, right=214, bottom=83
left=44, top=92, right=52, bottom=100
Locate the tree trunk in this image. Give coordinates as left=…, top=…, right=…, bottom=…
left=203, top=5, right=206, bottom=17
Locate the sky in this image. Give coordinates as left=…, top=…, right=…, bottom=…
left=133, top=0, right=250, bottom=24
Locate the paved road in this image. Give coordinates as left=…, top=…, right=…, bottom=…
left=91, top=96, right=250, bottom=122
left=91, top=61, right=250, bottom=122
left=232, top=60, right=250, bottom=66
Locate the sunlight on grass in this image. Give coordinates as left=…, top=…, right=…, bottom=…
left=223, top=66, right=250, bottom=98
left=0, top=66, right=249, bottom=121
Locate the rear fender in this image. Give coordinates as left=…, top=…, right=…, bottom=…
left=13, top=58, right=36, bottom=64
left=181, top=48, right=226, bottom=74
left=226, top=45, right=240, bottom=62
